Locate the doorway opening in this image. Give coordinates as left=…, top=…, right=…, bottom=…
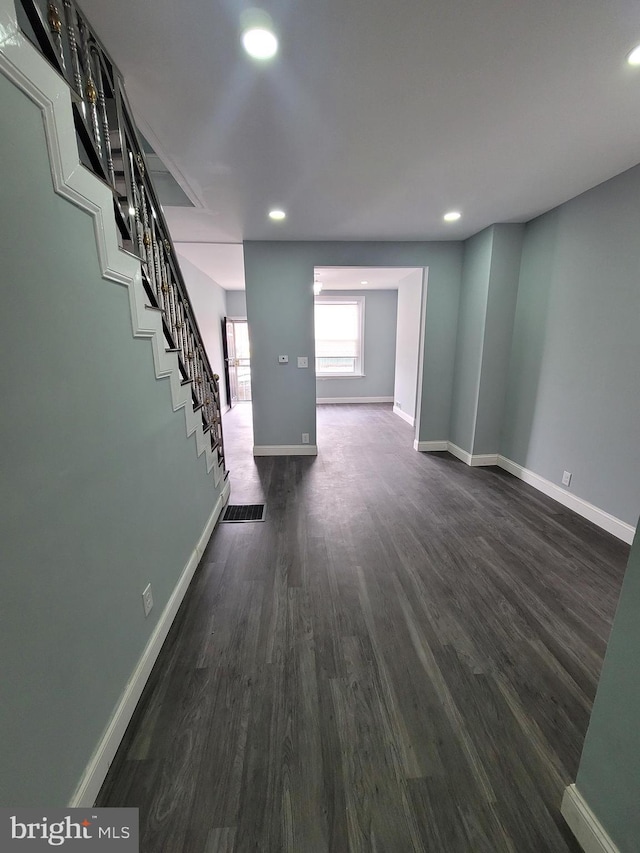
left=223, top=317, right=251, bottom=406
left=313, top=266, right=426, bottom=448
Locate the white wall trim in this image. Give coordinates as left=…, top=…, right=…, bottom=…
left=253, top=444, right=318, bottom=456
left=414, top=440, right=448, bottom=452
left=316, top=396, right=393, bottom=404
left=498, top=456, right=635, bottom=544
left=0, top=5, right=224, bottom=486
left=68, top=479, right=230, bottom=807
left=414, top=440, right=633, bottom=542
left=416, top=440, right=498, bottom=466
left=393, top=405, right=415, bottom=426
left=561, top=785, right=620, bottom=853
left=447, top=442, right=473, bottom=465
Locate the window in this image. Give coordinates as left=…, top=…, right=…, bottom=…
left=314, top=296, right=364, bottom=376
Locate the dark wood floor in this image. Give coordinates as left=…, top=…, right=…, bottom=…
left=98, top=403, right=629, bottom=852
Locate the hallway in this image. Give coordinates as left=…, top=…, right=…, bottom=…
left=98, top=404, right=628, bottom=852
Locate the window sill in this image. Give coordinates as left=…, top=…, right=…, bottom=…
left=317, top=374, right=366, bottom=379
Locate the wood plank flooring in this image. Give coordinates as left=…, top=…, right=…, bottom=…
left=98, top=403, right=629, bottom=852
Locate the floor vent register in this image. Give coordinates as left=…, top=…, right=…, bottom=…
left=220, top=504, right=267, bottom=523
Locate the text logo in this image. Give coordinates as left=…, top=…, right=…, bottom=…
left=1, top=809, right=138, bottom=850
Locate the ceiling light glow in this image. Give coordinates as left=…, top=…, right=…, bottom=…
left=269, top=209, right=286, bottom=220
left=627, top=44, right=640, bottom=65
left=242, top=27, right=278, bottom=60
left=443, top=211, right=461, bottom=222
left=360, top=280, right=368, bottom=284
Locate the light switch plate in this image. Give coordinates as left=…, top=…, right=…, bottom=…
left=297, top=356, right=308, bottom=368
left=278, top=355, right=288, bottom=363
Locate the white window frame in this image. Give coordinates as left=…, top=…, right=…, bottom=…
left=314, top=295, right=365, bottom=378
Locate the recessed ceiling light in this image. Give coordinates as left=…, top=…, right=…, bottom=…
left=360, top=280, right=368, bottom=284
left=443, top=211, right=461, bottom=222
left=269, top=209, right=286, bottom=220
left=242, top=27, right=278, bottom=60
left=627, top=44, right=640, bottom=65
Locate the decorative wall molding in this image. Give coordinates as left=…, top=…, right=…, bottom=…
left=253, top=444, right=318, bottom=456
left=317, top=396, right=394, bottom=404
left=498, top=456, right=635, bottom=544
left=69, top=479, right=230, bottom=807
left=561, top=785, right=620, bottom=853
left=0, top=4, right=224, bottom=485
left=393, top=405, right=415, bottom=426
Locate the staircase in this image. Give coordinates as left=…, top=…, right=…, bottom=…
left=15, top=0, right=226, bottom=479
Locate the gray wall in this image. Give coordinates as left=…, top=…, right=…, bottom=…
left=474, top=224, right=523, bottom=454
left=449, top=228, right=493, bottom=452
left=393, top=270, right=423, bottom=421
left=316, top=290, right=398, bottom=400
left=501, top=166, right=640, bottom=526
left=575, top=529, right=640, bottom=852
left=0, top=73, right=222, bottom=806
left=178, top=254, right=228, bottom=408
left=226, top=290, right=247, bottom=317
left=243, top=241, right=463, bottom=449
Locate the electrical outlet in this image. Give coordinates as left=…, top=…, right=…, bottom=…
left=302, top=432, right=310, bottom=444
left=142, top=583, right=153, bottom=617
left=562, top=470, right=572, bottom=487
left=297, top=356, right=308, bottom=368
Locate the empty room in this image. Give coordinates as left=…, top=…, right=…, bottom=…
left=1, top=1, right=639, bottom=852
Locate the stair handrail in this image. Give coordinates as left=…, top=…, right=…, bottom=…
left=16, top=0, right=225, bottom=468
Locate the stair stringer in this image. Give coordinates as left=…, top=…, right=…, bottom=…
left=0, top=4, right=224, bottom=485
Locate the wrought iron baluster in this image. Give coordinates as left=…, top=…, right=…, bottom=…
left=62, top=0, right=82, bottom=95
left=47, top=2, right=66, bottom=72
left=151, top=220, right=162, bottom=306
left=167, top=278, right=179, bottom=349
left=131, top=179, right=144, bottom=259
left=139, top=183, right=158, bottom=298
left=91, top=48, right=115, bottom=186
left=159, top=253, right=170, bottom=320
left=78, top=17, right=102, bottom=158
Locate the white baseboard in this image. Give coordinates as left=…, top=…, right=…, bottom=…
left=253, top=444, right=318, bottom=456
left=413, top=443, right=634, bottom=542
left=68, top=479, right=230, bottom=807
left=316, top=397, right=393, bottom=404
left=414, top=440, right=497, bottom=466
left=561, top=785, right=620, bottom=853
left=498, top=456, right=635, bottom=544
left=414, top=440, right=448, bottom=452
left=393, top=405, right=415, bottom=426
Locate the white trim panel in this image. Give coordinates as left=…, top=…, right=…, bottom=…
left=561, top=785, right=620, bottom=853
left=498, top=456, right=635, bottom=544
left=393, top=405, right=415, bottom=426
left=317, top=396, right=393, bottom=404
left=69, top=479, right=231, bottom=807
left=253, top=444, right=318, bottom=456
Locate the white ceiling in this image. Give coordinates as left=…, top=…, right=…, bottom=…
left=80, top=0, right=640, bottom=279
left=315, top=267, right=420, bottom=291
left=175, top=243, right=245, bottom=290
